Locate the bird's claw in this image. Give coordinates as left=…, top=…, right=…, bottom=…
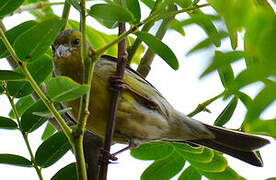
left=98, top=148, right=118, bottom=166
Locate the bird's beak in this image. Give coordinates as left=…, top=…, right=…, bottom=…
left=56, top=44, right=71, bottom=59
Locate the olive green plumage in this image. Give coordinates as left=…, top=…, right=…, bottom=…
left=52, top=30, right=269, bottom=167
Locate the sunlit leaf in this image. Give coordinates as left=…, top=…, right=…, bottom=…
left=88, top=4, right=134, bottom=23
left=0, top=20, right=37, bottom=58
left=217, top=64, right=234, bottom=88
left=141, top=152, right=185, bottom=180
left=135, top=32, right=179, bottom=70
left=46, top=76, right=89, bottom=102
left=178, top=166, right=201, bottom=180
left=41, top=123, right=56, bottom=141
left=14, top=18, right=64, bottom=62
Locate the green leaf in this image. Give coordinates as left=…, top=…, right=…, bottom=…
left=214, top=96, right=238, bottom=127
left=140, top=0, right=155, bottom=9
left=130, top=142, right=173, bottom=160
left=35, top=131, right=71, bottom=168
left=0, top=0, right=25, bottom=18
left=0, top=70, right=25, bottom=81
left=200, top=166, right=245, bottom=180
left=135, top=32, right=179, bottom=70
left=169, top=19, right=185, bottom=36
left=217, top=64, right=234, bottom=88
left=33, top=107, right=72, bottom=119
left=190, top=152, right=227, bottom=172
left=14, top=18, right=64, bottom=62
left=178, top=166, right=201, bottom=180
left=9, top=95, right=35, bottom=119
left=243, top=119, right=276, bottom=138
left=41, top=123, right=56, bottom=141
left=7, top=54, right=53, bottom=98
left=244, top=82, right=276, bottom=124
left=187, top=31, right=228, bottom=55
left=201, top=51, right=245, bottom=78
left=0, top=116, right=17, bottom=129
left=126, top=0, right=141, bottom=23
left=51, top=163, right=77, bottom=180
left=0, top=20, right=37, bottom=58
left=65, top=0, right=81, bottom=11
left=236, top=91, right=252, bottom=109
left=88, top=4, right=134, bottom=23
left=0, top=154, right=32, bottom=167
left=21, top=100, right=48, bottom=133
left=141, top=152, right=185, bottom=180
left=175, top=146, right=214, bottom=163
left=46, top=76, right=89, bottom=102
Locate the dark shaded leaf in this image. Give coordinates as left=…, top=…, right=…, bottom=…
left=51, top=163, right=77, bottom=180
left=41, top=123, right=56, bottom=141
left=0, top=116, right=17, bottom=129
left=126, top=0, right=141, bottom=23
left=9, top=95, right=35, bottom=119
left=88, top=4, right=134, bottom=23
left=35, top=131, right=71, bottom=168
left=0, top=154, right=32, bottom=167
left=141, top=152, right=185, bottom=180
left=214, top=96, right=238, bottom=127
left=130, top=142, right=173, bottom=160
left=0, top=70, right=25, bottom=81
left=7, top=54, right=53, bottom=98
left=0, top=20, right=37, bottom=58
left=21, top=100, right=48, bottom=133
left=135, top=32, right=179, bottom=70
left=46, top=76, right=89, bottom=102
left=140, top=0, right=155, bottom=9
left=178, top=166, right=201, bottom=180
left=14, top=18, right=64, bottom=62
left=0, top=0, right=25, bottom=18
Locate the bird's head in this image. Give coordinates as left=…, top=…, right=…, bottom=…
left=52, top=30, right=84, bottom=83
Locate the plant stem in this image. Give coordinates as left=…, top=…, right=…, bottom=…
left=2, top=82, right=43, bottom=180
left=137, top=4, right=177, bottom=78
left=188, top=91, right=225, bottom=117
left=0, top=28, right=73, bottom=143
left=7, top=2, right=64, bottom=17
left=127, top=0, right=162, bottom=64
left=61, top=2, right=71, bottom=30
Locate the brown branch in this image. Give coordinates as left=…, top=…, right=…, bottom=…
left=99, top=22, right=127, bottom=180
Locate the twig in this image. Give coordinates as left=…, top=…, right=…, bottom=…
left=2, top=82, right=43, bottom=180
left=127, top=0, right=162, bottom=64
left=187, top=91, right=225, bottom=117
left=137, top=4, right=177, bottom=78
left=61, top=2, right=71, bottom=30
left=99, top=17, right=128, bottom=180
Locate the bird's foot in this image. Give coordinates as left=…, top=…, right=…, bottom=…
left=98, top=149, right=118, bottom=166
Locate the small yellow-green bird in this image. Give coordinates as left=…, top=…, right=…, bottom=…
left=52, top=30, right=269, bottom=167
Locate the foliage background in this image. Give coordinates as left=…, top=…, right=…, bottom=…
left=0, top=0, right=275, bottom=179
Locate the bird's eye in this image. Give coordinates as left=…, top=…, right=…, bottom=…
left=72, top=39, right=80, bottom=46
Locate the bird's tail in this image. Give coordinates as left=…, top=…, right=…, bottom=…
left=187, top=124, right=270, bottom=167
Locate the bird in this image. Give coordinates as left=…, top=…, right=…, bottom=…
left=52, top=30, right=270, bottom=167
